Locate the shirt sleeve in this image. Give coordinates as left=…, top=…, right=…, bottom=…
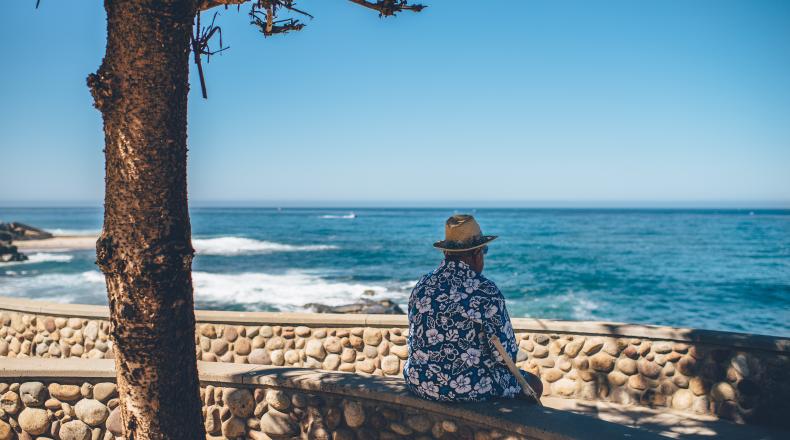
left=479, top=289, right=518, bottom=363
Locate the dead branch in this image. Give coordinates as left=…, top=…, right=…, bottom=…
left=347, top=0, right=426, bottom=17
left=190, top=11, right=229, bottom=99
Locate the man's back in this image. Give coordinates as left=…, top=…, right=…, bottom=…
left=403, top=259, right=522, bottom=402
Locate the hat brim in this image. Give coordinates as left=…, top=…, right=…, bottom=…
left=433, top=235, right=498, bottom=252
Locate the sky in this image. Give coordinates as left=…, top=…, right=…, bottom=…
left=1, top=0, right=789, bottom=207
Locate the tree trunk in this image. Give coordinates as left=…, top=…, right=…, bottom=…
left=88, top=1, right=203, bottom=439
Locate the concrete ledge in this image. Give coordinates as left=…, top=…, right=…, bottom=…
left=1, top=295, right=787, bottom=353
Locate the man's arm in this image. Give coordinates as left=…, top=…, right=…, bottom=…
left=479, top=290, right=518, bottom=362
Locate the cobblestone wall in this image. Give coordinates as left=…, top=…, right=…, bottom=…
left=0, top=378, right=516, bottom=440
left=1, top=309, right=788, bottom=427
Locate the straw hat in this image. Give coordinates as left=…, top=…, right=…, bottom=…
left=433, top=214, right=497, bottom=252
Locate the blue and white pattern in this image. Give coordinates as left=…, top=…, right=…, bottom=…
left=403, top=260, right=522, bottom=402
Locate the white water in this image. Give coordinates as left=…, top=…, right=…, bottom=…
left=192, top=237, right=338, bottom=256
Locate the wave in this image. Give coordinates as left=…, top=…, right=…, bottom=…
left=319, top=213, right=356, bottom=219
left=0, top=253, right=74, bottom=266
left=0, top=269, right=406, bottom=312
left=192, top=237, right=337, bottom=256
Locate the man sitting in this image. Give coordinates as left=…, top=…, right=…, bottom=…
left=403, top=214, right=543, bottom=402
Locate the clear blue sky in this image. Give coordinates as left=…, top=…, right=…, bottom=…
left=1, top=0, right=789, bottom=206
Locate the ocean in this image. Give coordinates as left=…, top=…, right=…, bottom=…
left=1, top=207, right=788, bottom=337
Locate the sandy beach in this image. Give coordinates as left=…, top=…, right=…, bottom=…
left=14, top=235, right=98, bottom=251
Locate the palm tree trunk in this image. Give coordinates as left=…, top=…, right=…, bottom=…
left=88, top=0, right=203, bottom=438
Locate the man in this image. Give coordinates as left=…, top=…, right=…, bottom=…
left=403, top=214, right=543, bottom=402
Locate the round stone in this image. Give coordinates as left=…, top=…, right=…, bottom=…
left=249, top=349, right=272, bottom=365
left=92, top=383, right=117, bottom=402
left=653, top=342, right=672, bottom=354
left=324, top=337, right=343, bottom=354
left=390, top=344, right=408, bottom=360
left=405, top=414, right=432, bottom=433
left=616, top=358, right=637, bottom=375
left=381, top=355, right=400, bottom=375
left=628, top=375, right=647, bottom=391
left=284, top=349, right=299, bottom=364
left=532, top=345, right=549, bottom=358
left=266, top=390, right=290, bottom=411
left=271, top=350, right=285, bottom=366
left=48, top=384, right=81, bottom=401
left=106, top=407, right=123, bottom=436
left=343, top=400, right=365, bottom=428
left=672, top=389, right=694, bottom=410
left=323, top=354, right=341, bottom=370
left=19, top=407, right=50, bottom=435
left=222, top=416, right=246, bottom=437
left=0, top=419, right=11, bottom=440
left=266, top=337, right=285, bottom=350
left=224, top=388, right=254, bottom=418
left=59, top=420, right=91, bottom=440
left=295, top=326, right=311, bottom=337
left=200, top=324, right=217, bottom=338
left=543, top=369, right=563, bottom=383
left=260, top=408, right=297, bottom=436
left=689, top=377, right=707, bottom=396
left=210, top=339, right=228, bottom=356
left=582, top=338, right=604, bottom=355
left=711, top=382, right=736, bottom=401
left=224, top=326, right=239, bottom=342
left=590, top=353, right=614, bottom=372
left=607, top=371, right=628, bottom=386
left=563, top=338, right=584, bottom=357
left=363, top=328, right=382, bottom=346
left=20, top=382, right=48, bottom=407
left=638, top=359, right=662, bottom=379
left=234, top=337, right=252, bottom=356
left=357, top=359, right=376, bottom=374
left=552, top=378, right=577, bottom=396
left=305, top=339, right=326, bottom=360
left=75, top=399, right=109, bottom=426
left=0, top=391, right=22, bottom=414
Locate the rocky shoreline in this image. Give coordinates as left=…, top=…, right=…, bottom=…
left=0, top=222, right=53, bottom=262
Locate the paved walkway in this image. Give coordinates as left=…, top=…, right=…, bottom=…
left=541, top=397, right=787, bottom=439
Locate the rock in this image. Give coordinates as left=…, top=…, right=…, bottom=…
left=543, top=369, right=563, bottom=382
left=653, top=342, right=672, bottom=354
left=249, top=349, right=272, bottom=365
left=672, top=389, right=694, bottom=410
left=224, top=388, right=254, bottom=418
left=628, top=375, right=647, bottom=391
left=266, top=337, right=285, bottom=350
left=0, top=419, right=11, bottom=440
left=608, top=371, right=628, bottom=386
left=306, top=299, right=404, bottom=315
left=0, top=391, right=22, bottom=414
left=552, top=378, right=577, bottom=396
left=357, top=359, right=375, bottom=374
left=381, top=355, right=400, bottom=375
left=0, top=222, right=53, bottom=241
left=59, top=420, right=91, bottom=440
left=92, top=383, right=117, bottom=402
left=390, top=344, right=408, bottom=360
left=266, top=390, right=290, bottom=411
left=616, top=358, right=637, bottom=375
left=20, top=382, right=48, bottom=407
left=638, top=359, right=661, bottom=379
left=533, top=334, right=550, bottom=345
left=271, top=350, right=285, bottom=366
left=343, top=400, right=365, bottom=428
left=234, top=337, right=252, bottom=355
left=284, top=349, right=299, bottom=365
left=74, top=399, right=109, bottom=426
left=105, top=406, right=123, bottom=435
left=223, top=326, right=239, bottom=342
left=563, top=339, right=584, bottom=357
left=210, top=339, right=228, bottom=356
left=362, top=328, right=382, bottom=346
left=532, top=345, right=549, bottom=358
left=622, top=345, right=638, bottom=359
left=295, top=326, right=311, bottom=337
left=730, top=354, right=750, bottom=377
left=18, top=407, right=50, bottom=435
left=48, top=384, right=81, bottom=401
left=582, top=338, right=604, bottom=355
left=711, top=382, right=736, bottom=401
left=689, top=377, right=707, bottom=396
left=222, top=417, right=246, bottom=438
left=323, top=337, right=343, bottom=354
left=260, top=408, right=297, bottom=436
left=405, top=415, right=432, bottom=433
left=305, top=339, right=326, bottom=360
left=677, top=356, right=696, bottom=375
left=84, top=321, right=99, bottom=341
left=204, top=406, right=221, bottom=434
left=674, top=375, right=690, bottom=388
left=590, top=353, right=614, bottom=372
left=323, top=354, right=341, bottom=370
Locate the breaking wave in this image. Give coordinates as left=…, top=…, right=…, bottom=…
left=192, top=237, right=337, bottom=256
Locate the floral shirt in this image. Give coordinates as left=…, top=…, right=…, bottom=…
left=403, top=260, right=522, bottom=402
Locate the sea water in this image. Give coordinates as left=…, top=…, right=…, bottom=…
left=1, top=207, right=788, bottom=337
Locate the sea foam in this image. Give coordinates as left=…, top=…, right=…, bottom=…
left=0, top=253, right=74, bottom=266
left=193, top=237, right=337, bottom=256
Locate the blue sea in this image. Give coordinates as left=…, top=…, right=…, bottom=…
left=1, top=207, right=788, bottom=337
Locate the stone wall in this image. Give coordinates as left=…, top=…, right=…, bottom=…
left=1, top=296, right=788, bottom=428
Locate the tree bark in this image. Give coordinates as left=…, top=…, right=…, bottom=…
left=88, top=1, right=203, bottom=439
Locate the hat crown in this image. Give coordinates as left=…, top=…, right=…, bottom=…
left=444, top=215, right=483, bottom=244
